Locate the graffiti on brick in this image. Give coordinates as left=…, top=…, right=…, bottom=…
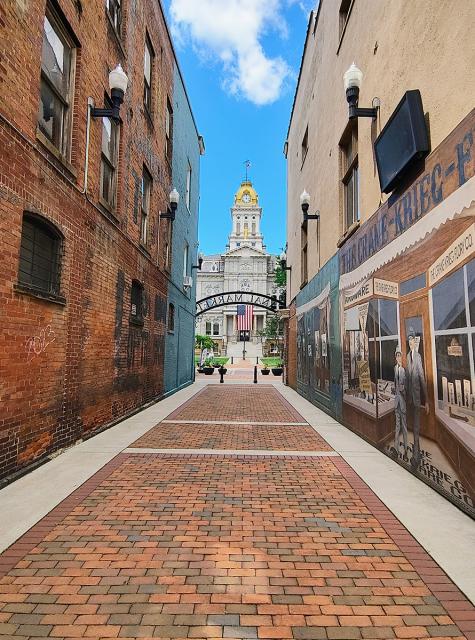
left=25, top=325, right=56, bottom=362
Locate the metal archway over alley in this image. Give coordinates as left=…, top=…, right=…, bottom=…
left=195, top=291, right=283, bottom=316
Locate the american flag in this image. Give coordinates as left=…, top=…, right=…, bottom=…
left=237, top=304, right=253, bottom=331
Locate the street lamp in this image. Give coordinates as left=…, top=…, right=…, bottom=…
left=90, top=64, right=128, bottom=121
left=192, top=252, right=204, bottom=271
left=300, top=190, right=319, bottom=222
left=160, top=188, right=180, bottom=221
left=279, top=250, right=292, bottom=272
left=343, top=62, right=379, bottom=120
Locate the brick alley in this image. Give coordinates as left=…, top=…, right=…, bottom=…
left=0, top=382, right=474, bottom=640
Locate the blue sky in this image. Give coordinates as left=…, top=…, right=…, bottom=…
left=163, top=1, right=314, bottom=256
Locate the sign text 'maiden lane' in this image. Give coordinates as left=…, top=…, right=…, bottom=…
left=340, top=110, right=475, bottom=275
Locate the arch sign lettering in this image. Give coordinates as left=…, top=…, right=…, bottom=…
left=196, top=291, right=281, bottom=316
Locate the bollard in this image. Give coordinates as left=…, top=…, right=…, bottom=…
left=219, top=366, right=225, bottom=383
left=231, top=356, right=234, bottom=364
left=253, top=365, right=258, bottom=384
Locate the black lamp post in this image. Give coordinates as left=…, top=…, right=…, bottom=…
left=344, top=62, right=379, bottom=120
left=90, top=64, right=129, bottom=122
left=192, top=253, right=204, bottom=271
left=160, top=188, right=180, bottom=221
left=300, top=190, right=319, bottom=222
left=279, top=250, right=292, bottom=272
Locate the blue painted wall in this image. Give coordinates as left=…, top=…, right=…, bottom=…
left=164, top=63, right=201, bottom=394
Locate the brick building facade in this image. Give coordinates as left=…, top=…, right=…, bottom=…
left=0, top=0, right=198, bottom=483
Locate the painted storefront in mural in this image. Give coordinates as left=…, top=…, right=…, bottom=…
left=296, top=255, right=342, bottom=418
left=295, top=109, right=475, bottom=518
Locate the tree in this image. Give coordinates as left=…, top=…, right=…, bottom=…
left=274, top=264, right=286, bottom=288
left=195, top=334, right=214, bottom=351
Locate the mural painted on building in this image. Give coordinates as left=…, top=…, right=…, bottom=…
left=295, top=109, right=475, bottom=518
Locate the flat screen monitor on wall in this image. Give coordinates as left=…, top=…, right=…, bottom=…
left=374, top=90, right=429, bottom=194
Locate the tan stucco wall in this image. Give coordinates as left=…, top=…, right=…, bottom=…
left=286, top=0, right=475, bottom=302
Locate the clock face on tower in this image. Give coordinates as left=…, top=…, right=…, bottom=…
left=242, top=192, right=251, bottom=204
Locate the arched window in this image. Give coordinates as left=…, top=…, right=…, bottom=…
left=168, top=303, right=175, bottom=332
left=130, top=280, right=144, bottom=323
left=18, top=213, right=62, bottom=295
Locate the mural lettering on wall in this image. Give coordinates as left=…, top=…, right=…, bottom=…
left=340, top=120, right=474, bottom=275
left=25, top=325, right=56, bottom=363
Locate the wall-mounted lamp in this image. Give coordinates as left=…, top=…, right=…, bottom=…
left=343, top=62, right=379, bottom=120
left=160, top=188, right=180, bottom=221
left=279, top=251, right=292, bottom=272
left=300, top=190, right=319, bottom=222
left=90, top=64, right=128, bottom=121
left=192, top=253, right=204, bottom=271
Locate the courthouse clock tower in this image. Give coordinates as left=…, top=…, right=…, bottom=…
left=228, top=180, right=264, bottom=251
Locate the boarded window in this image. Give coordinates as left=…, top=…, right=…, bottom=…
left=18, top=213, right=62, bottom=295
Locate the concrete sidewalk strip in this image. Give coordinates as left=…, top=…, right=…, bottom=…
left=124, top=447, right=340, bottom=456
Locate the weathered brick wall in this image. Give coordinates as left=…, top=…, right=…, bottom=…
left=0, top=0, right=177, bottom=483
left=287, top=302, right=297, bottom=390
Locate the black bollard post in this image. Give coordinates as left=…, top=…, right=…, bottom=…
left=253, top=365, right=258, bottom=384
left=219, top=366, right=225, bottom=383
left=231, top=356, right=234, bottom=364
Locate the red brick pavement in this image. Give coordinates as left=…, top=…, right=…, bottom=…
left=166, top=387, right=303, bottom=423
left=0, top=452, right=473, bottom=640
left=131, top=423, right=332, bottom=451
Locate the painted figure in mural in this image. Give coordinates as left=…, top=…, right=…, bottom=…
left=406, top=328, right=429, bottom=469
left=392, top=346, right=408, bottom=459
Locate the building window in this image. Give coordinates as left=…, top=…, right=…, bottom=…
left=236, top=223, right=241, bottom=235
left=165, top=99, right=173, bottom=163
left=301, top=225, right=308, bottom=286
left=168, top=303, right=175, bottom=332
left=100, top=102, right=119, bottom=209
left=130, top=280, right=144, bottom=322
left=183, top=243, right=189, bottom=279
left=185, top=161, right=192, bottom=210
left=251, top=222, right=256, bottom=235
left=38, top=6, right=75, bottom=158
left=106, top=0, right=121, bottom=33
left=339, top=0, right=353, bottom=39
left=18, top=213, right=62, bottom=296
left=140, top=167, right=151, bottom=245
left=205, top=321, right=212, bottom=336
left=144, top=35, right=153, bottom=114
left=213, top=322, right=220, bottom=336
left=301, top=126, right=309, bottom=167
left=340, top=121, right=359, bottom=230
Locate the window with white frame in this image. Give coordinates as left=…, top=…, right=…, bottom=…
left=38, top=5, right=75, bottom=158
left=106, top=0, right=122, bottom=32
left=100, top=104, right=119, bottom=209
left=213, top=322, right=220, bottom=336
left=140, top=167, right=152, bottom=245
left=144, top=35, right=153, bottom=114
left=185, top=161, right=192, bottom=210
left=340, top=121, right=359, bottom=230
left=165, top=99, right=173, bottom=162
left=205, top=321, right=212, bottom=335
left=183, top=243, right=189, bottom=278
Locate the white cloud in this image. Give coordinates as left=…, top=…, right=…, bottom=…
left=169, top=0, right=293, bottom=105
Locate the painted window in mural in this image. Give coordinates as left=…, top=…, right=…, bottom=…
left=432, top=258, right=475, bottom=424
left=296, top=293, right=331, bottom=394
left=343, top=298, right=399, bottom=416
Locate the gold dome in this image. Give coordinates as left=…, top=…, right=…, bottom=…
left=234, top=180, right=258, bottom=206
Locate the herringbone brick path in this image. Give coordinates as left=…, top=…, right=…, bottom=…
left=0, top=385, right=473, bottom=639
